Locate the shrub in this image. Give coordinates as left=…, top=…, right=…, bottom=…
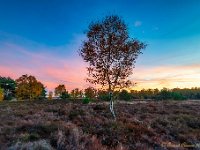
left=60, top=92, right=70, bottom=100
left=84, top=87, right=96, bottom=100
left=0, top=87, right=4, bottom=101
left=156, top=88, right=171, bottom=100
left=119, top=90, right=132, bottom=101
left=171, top=92, right=186, bottom=100
left=48, top=91, right=53, bottom=100
left=82, top=97, right=90, bottom=104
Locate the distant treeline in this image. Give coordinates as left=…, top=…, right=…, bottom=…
left=129, top=88, right=200, bottom=100
left=1, top=75, right=200, bottom=101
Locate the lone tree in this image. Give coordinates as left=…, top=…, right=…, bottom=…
left=79, top=15, right=146, bottom=119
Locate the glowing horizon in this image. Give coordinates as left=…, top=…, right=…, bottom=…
left=1, top=0, right=200, bottom=92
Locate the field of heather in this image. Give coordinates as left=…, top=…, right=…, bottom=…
left=0, top=100, right=200, bottom=150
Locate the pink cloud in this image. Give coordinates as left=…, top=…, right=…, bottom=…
left=0, top=39, right=91, bottom=92
left=1, top=33, right=200, bottom=92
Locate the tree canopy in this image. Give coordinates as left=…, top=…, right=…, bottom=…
left=15, top=74, right=45, bottom=100
left=55, top=84, right=70, bottom=99
left=84, top=87, right=96, bottom=99
left=80, top=15, right=146, bottom=92
left=55, top=84, right=66, bottom=96
left=71, top=88, right=83, bottom=99
left=0, top=76, right=16, bottom=100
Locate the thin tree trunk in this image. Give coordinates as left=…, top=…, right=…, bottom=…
left=109, top=91, right=116, bottom=120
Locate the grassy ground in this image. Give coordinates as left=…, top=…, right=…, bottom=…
left=0, top=100, right=200, bottom=150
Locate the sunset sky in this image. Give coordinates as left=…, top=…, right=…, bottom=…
left=0, top=0, right=200, bottom=91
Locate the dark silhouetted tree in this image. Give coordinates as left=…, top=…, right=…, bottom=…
left=84, top=87, right=96, bottom=100
left=79, top=15, right=146, bottom=118
left=71, top=88, right=83, bottom=99
left=38, top=84, right=46, bottom=99
left=0, top=76, right=16, bottom=100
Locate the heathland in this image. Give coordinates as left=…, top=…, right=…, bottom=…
left=0, top=100, right=200, bottom=150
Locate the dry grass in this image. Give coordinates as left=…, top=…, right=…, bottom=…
left=0, top=100, right=200, bottom=149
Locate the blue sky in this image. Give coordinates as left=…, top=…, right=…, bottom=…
left=0, top=0, right=200, bottom=90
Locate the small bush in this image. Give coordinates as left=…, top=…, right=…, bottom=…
left=82, top=97, right=90, bottom=104
left=60, top=92, right=70, bottom=100
left=171, top=92, right=186, bottom=100
left=157, top=88, right=171, bottom=100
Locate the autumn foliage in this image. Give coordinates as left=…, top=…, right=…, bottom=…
left=0, top=87, right=4, bottom=101
left=15, top=74, right=45, bottom=100
left=79, top=15, right=146, bottom=91
left=48, top=91, right=53, bottom=100
left=55, top=84, right=66, bottom=97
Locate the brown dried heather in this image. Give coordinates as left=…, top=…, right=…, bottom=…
left=0, top=100, right=199, bottom=150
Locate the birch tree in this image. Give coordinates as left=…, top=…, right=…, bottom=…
left=79, top=15, right=146, bottom=119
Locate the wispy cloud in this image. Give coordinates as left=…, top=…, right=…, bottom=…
left=0, top=32, right=91, bottom=92
left=131, top=64, right=200, bottom=90
left=1, top=32, right=200, bottom=92
left=134, top=21, right=142, bottom=27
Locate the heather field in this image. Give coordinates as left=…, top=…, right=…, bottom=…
left=0, top=100, right=200, bottom=150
